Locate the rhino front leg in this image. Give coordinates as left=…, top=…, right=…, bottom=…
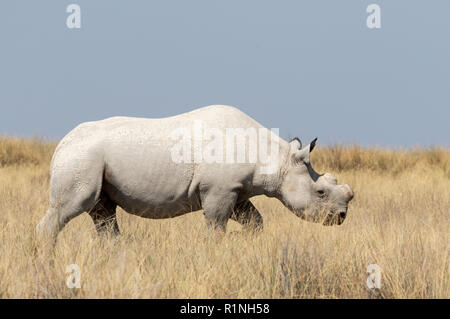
left=88, top=192, right=120, bottom=236
left=201, top=188, right=239, bottom=233
left=231, top=199, right=263, bottom=232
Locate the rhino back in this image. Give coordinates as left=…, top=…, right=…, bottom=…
left=52, top=105, right=275, bottom=217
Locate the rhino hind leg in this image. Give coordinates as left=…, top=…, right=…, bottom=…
left=231, top=199, right=263, bottom=232
left=88, top=192, right=120, bottom=236
left=35, top=188, right=100, bottom=243
left=35, top=208, right=64, bottom=244
left=36, top=154, right=105, bottom=243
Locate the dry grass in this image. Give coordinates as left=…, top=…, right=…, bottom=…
left=0, top=137, right=448, bottom=298
left=0, top=136, right=56, bottom=167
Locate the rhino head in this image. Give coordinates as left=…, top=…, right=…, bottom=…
left=277, top=137, right=354, bottom=226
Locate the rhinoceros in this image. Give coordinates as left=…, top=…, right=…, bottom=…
left=36, top=105, right=353, bottom=240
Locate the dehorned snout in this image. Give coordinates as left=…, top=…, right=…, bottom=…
left=342, top=184, right=354, bottom=201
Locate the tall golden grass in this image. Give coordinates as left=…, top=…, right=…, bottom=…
left=0, top=137, right=448, bottom=298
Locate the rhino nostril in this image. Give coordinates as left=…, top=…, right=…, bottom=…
left=343, top=184, right=354, bottom=201
left=339, top=212, right=346, bottom=219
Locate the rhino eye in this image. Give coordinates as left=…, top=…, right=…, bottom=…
left=317, top=190, right=326, bottom=197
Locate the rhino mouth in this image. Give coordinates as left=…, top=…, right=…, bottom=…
left=323, top=210, right=347, bottom=226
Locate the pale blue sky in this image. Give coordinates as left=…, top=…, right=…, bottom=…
left=0, top=1, right=449, bottom=147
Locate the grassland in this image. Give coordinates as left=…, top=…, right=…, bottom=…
left=0, top=137, right=448, bottom=298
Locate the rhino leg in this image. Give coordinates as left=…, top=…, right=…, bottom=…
left=35, top=207, right=64, bottom=245
left=88, top=192, right=120, bottom=236
left=201, top=188, right=239, bottom=233
left=36, top=186, right=101, bottom=243
left=36, top=154, right=104, bottom=243
left=231, top=199, right=263, bottom=232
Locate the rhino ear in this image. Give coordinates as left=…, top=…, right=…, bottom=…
left=289, top=137, right=302, bottom=151
left=309, top=137, right=318, bottom=152
left=290, top=137, right=310, bottom=164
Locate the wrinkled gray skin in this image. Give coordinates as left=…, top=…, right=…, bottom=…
left=36, top=105, right=353, bottom=241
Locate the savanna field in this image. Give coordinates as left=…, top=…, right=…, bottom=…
left=0, top=137, right=448, bottom=298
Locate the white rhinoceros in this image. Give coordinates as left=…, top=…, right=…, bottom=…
left=36, top=105, right=353, bottom=240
